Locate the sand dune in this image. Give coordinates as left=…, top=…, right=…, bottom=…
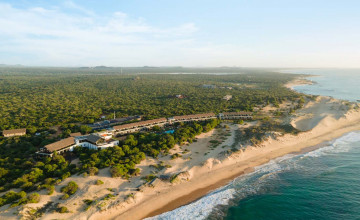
left=291, top=96, right=349, bottom=131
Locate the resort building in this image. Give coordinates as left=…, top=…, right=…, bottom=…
left=36, top=137, right=76, bottom=157
left=36, top=133, right=119, bottom=157
left=33, top=111, right=255, bottom=156
left=2, top=128, right=27, bottom=137
left=218, top=112, right=253, bottom=120
left=169, top=113, right=217, bottom=123
left=70, top=132, right=82, bottom=137
left=75, top=134, right=119, bottom=150
left=113, top=118, right=168, bottom=135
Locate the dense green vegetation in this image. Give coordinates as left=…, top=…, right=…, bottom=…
left=0, top=67, right=301, bottom=130
left=0, top=67, right=303, bottom=209
left=75, top=119, right=220, bottom=178
left=0, top=191, right=40, bottom=208
left=0, top=119, right=220, bottom=207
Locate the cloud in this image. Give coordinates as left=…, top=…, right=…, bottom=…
left=63, top=0, right=95, bottom=16
left=1, top=2, right=358, bottom=67
left=0, top=3, right=199, bottom=66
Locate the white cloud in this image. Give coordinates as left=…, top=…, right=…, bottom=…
left=63, top=0, right=95, bottom=16
left=0, top=3, right=200, bottom=66
left=1, top=2, right=359, bottom=67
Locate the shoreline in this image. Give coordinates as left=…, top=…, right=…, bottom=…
left=112, top=105, right=360, bottom=220
left=142, top=128, right=360, bottom=220
left=6, top=79, right=359, bottom=220
left=284, top=77, right=315, bottom=90
left=144, top=131, right=353, bottom=219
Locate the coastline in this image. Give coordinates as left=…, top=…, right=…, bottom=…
left=284, top=77, right=315, bottom=90
left=109, top=101, right=360, bottom=219
left=5, top=79, right=359, bottom=220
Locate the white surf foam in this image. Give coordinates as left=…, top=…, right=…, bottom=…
left=303, top=131, right=360, bottom=158
left=145, top=187, right=236, bottom=220
left=146, top=131, right=360, bottom=220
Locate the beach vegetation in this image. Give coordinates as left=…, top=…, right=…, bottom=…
left=142, top=174, right=157, bottom=183
left=61, top=181, right=78, bottom=199
left=95, top=180, right=104, bottom=185
left=170, top=153, right=182, bottom=160
left=58, top=206, right=69, bottom=213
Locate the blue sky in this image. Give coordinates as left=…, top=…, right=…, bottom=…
left=1, top=0, right=360, bottom=67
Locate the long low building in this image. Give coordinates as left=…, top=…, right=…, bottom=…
left=2, top=128, right=27, bottom=137
left=36, top=133, right=119, bottom=157
left=113, top=118, right=168, bottom=135
left=34, top=112, right=253, bottom=156
left=75, top=134, right=119, bottom=150
left=36, top=137, right=76, bottom=157
left=219, top=112, right=253, bottom=120
left=170, top=113, right=217, bottom=123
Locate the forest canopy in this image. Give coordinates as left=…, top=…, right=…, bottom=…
left=0, top=67, right=301, bottom=130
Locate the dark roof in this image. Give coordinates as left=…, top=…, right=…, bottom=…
left=3, top=128, right=26, bottom=136
left=173, top=113, right=216, bottom=120
left=45, top=137, right=75, bottom=152
left=86, top=134, right=102, bottom=144
left=113, top=118, right=167, bottom=130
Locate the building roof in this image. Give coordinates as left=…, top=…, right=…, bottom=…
left=113, top=118, right=167, bottom=130
left=2, top=128, right=26, bottom=136
left=86, top=134, right=102, bottom=144
left=173, top=113, right=216, bottom=120
left=70, top=132, right=82, bottom=137
left=222, top=112, right=253, bottom=116
left=45, top=137, right=75, bottom=152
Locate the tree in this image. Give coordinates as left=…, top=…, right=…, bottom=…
left=110, top=165, right=127, bottom=178
left=80, top=125, right=92, bottom=134
left=87, top=167, right=99, bottom=176
left=27, top=193, right=40, bottom=203
left=61, top=181, right=78, bottom=196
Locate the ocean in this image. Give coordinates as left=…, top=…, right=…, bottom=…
left=148, top=69, right=360, bottom=220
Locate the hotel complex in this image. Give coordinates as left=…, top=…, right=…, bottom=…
left=31, top=112, right=252, bottom=157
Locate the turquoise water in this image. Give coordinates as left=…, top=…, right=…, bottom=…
left=288, top=69, right=360, bottom=102
left=147, top=69, right=360, bottom=220
left=224, top=134, right=360, bottom=220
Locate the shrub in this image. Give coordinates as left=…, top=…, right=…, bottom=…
left=95, top=180, right=104, bottom=185
left=83, top=199, right=96, bottom=211
left=47, top=185, right=55, bottom=195
left=141, top=174, right=156, bottom=183
left=27, top=193, right=40, bottom=203
left=170, top=153, right=182, bottom=160
left=103, top=194, right=115, bottom=200
left=0, top=191, right=27, bottom=207
left=61, top=181, right=78, bottom=196
left=110, top=165, right=128, bottom=178
left=58, top=206, right=69, bottom=213
left=61, top=194, right=69, bottom=200
left=87, top=167, right=99, bottom=176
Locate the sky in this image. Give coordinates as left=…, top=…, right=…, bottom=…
left=0, top=0, right=360, bottom=67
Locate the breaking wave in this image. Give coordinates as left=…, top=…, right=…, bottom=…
left=146, top=131, right=360, bottom=220
left=145, top=186, right=236, bottom=220
left=302, top=131, right=360, bottom=158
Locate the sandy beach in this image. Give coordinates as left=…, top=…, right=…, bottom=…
left=113, top=99, right=360, bottom=220
left=284, top=77, right=315, bottom=90
left=2, top=85, right=360, bottom=220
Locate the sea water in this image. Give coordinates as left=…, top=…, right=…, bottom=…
left=288, top=69, right=360, bottom=102
left=147, top=69, right=360, bottom=220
